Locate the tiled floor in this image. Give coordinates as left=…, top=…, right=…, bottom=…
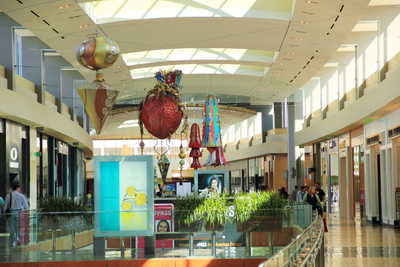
left=324, top=214, right=400, bottom=266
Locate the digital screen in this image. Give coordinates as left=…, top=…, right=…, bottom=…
left=166, top=184, right=175, bottom=191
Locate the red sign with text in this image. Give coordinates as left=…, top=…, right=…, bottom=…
left=137, top=203, right=174, bottom=249
left=155, top=203, right=174, bottom=248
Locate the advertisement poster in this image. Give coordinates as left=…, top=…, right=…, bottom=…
left=137, top=203, right=174, bottom=249
left=194, top=170, right=228, bottom=197
left=94, top=155, right=154, bottom=237
left=155, top=203, right=174, bottom=248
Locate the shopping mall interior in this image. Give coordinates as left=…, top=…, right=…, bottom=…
left=0, top=0, right=400, bottom=266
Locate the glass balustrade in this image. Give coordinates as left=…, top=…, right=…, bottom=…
left=0, top=205, right=323, bottom=265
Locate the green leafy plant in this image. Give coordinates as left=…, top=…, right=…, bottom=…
left=174, top=190, right=288, bottom=232
left=39, top=197, right=91, bottom=213
left=174, top=194, right=206, bottom=225
left=39, top=197, right=93, bottom=231
left=233, top=191, right=288, bottom=223
left=193, top=194, right=229, bottom=226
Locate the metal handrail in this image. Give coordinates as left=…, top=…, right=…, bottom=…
left=258, top=211, right=325, bottom=267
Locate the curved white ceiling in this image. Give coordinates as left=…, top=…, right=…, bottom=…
left=0, top=0, right=371, bottom=138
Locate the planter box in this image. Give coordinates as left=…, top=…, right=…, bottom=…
left=237, top=217, right=283, bottom=232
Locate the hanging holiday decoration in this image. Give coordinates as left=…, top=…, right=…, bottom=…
left=77, top=73, right=119, bottom=134
left=76, top=35, right=120, bottom=134
left=76, top=36, right=120, bottom=70
left=202, top=93, right=222, bottom=151
left=189, top=123, right=202, bottom=169
left=138, top=70, right=188, bottom=140
left=158, top=154, right=170, bottom=184
left=202, top=93, right=229, bottom=166
left=178, top=144, right=186, bottom=183
left=203, top=147, right=229, bottom=167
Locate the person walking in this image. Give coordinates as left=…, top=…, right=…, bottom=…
left=296, top=186, right=307, bottom=202
left=4, top=183, right=29, bottom=247
left=302, top=186, right=323, bottom=216
left=279, top=187, right=289, bottom=199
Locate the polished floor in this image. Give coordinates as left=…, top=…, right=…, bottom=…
left=324, top=213, right=400, bottom=266
left=1, top=212, right=400, bottom=266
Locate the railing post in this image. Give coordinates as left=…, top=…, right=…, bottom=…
left=245, top=231, right=251, bottom=256
left=71, top=229, right=76, bottom=250
left=52, top=229, right=57, bottom=251
left=268, top=232, right=274, bottom=255
left=315, top=233, right=325, bottom=267
left=189, top=232, right=194, bottom=256
left=211, top=231, right=216, bottom=256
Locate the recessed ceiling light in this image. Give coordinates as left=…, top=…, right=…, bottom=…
left=286, top=52, right=295, bottom=55
left=299, top=21, right=310, bottom=24
left=293, top=38, right=303, bottom=41
left=123, top=83, right=129, bottom=86
left=78, top=25, right=89, bottom=28
left=58, top=5, right=71, bottom=9
left=113, top=66, right=121, bottom=69
left=279, top=63, right=287, bottom=66
left=118, top=75, right=125, bottom=78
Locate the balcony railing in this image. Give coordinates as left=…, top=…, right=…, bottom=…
left=0, top=205, right=324, bottom=266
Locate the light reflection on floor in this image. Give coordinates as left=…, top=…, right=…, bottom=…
left=324, top=214, right=400, bottom=266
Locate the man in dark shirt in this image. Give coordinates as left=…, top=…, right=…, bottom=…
left=314, top=182, right=326, bottom=202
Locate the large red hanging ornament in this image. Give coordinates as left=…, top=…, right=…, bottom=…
left=139, top=70, right=187, bottom=140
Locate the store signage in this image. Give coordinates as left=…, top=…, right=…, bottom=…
left=9, top=147, right=19, bottom=168
left=57, top=141, right=69, bottom=155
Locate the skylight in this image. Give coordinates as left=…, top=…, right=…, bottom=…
left=122, top=48, right=276, bottom=66
left=130, top=64, right=266, bottom=79
left=79, top=0, right=293, bottom=24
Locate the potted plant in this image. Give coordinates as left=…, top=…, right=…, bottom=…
left=234, top=190, right=288, bottom=232
left=39, top=197, right=92, bottom=231
left=174, top=194, right=230, bottom=232
left=193, top=194, right=229, bottom=231
left=174, top=194, right=206, bottom=232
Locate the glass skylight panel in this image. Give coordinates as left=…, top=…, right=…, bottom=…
left=144, top=1, right=185, bottom=19
left=122, top=48, right=272, bottom=67
left=123, top=120, right=139, bottom=124
left=80, top=0, right=293, bottom=24
left=219, top=64, right=240, bottom=74
left=193, top=0, right=226, bottom=9
left=167, top=48, right=198, bottom=60
left=179, top=7, right=215, bottom=17
left=192, top=50, right=220, bottom=60
left=130, top=63, right=264, bottom=78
